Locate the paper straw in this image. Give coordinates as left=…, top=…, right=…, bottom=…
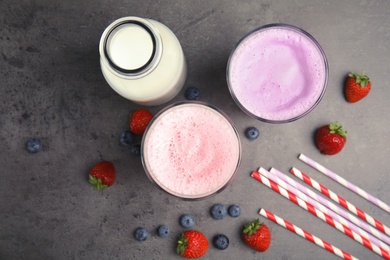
left=251, top=171, right=390, bottom=259
left=261, top=167, right=390, bottom=251
left=259, top=208, right=359, bottom=260
left=299, top=154, right=390, bottom=213
left=290, top=167, right=390, bottom=240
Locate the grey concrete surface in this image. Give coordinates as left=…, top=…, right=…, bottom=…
left=1, top=0, right=390, bottom=259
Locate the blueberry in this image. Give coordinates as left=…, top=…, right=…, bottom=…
left=134, top=227, right=148, bottom=241
left=213, top=234, right=229, bottom=250
left=245, top=127, right=260, bottom=140
left=157, top=225, right=170, bottom=238
left=210, top=204, right=227, bottom=220
left=185, top=87, right=201, bottom=100
left=228, top=204, right=241, bottom=218
left=26, top=138, right=42, bottom=153
left=119, top=131, right=135, bottom=146
left=179, top=214, right=195, bottom=228
left=130, top=144, right=141, bottom=157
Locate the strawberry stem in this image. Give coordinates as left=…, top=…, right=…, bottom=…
left=243, top=219, right=262, bottom=236
left=348, top=70, right=369, bottom=87
left=328, top=122, right=347, bottom=138
left=176, top=235, right=188, bottom=255
left=89, top=175, right=107, bottom=190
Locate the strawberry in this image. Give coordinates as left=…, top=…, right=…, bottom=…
left=315, top=122, right=347, bottom=155
left=177, top=230, right=209, bottom=258
left=242, top=219, right=271, bottom=252
left=345, top=70, right=371, bottom=103
left=89, top=161, right=116, bottom=190
left=129, top=109, right=153, bottom=135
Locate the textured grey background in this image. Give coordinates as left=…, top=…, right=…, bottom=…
left=1, top=0, right=389, bottom=259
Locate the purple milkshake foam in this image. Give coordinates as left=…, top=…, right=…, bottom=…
left=227, top=24, right=328, bottom=123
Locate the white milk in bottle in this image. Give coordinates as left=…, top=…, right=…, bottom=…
left=99, top=16, right=187, bottom=106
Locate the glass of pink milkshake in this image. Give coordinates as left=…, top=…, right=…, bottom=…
left=227, top=24, right=328, bottom=123
left=141, top=101, right=241, bottom=200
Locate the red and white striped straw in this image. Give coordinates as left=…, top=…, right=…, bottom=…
left=259, top=208, right=358, bottom=260
left=251, top=171, right=390, bottom=259
left=265, top=167, right=390, bottom=251
left=299, top=154, right=390, bottom=213
left=291, top=167, right=390, bottom=239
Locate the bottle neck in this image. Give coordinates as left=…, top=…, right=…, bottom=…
left=101, top=17, right=162, bottom=77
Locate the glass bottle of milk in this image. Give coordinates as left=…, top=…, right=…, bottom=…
left=99, top=16, right=187, bottom=106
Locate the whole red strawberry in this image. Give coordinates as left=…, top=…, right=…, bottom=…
left=89, top=161, right=116, bottom=190
left=177, top=230, right=209, bottom=258
left=129, top=109, right=153, bottom=135
left=242, top=219, right=271, bottom=252
left=345, top=70, right=371, bottom=103
left=315, top=122, right=347, bottom=155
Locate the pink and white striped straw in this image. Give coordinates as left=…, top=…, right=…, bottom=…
left=299, top=154, right=390, bottom=213
left=290, top=167, right=390, bottom=239
left=259, top=208, right=358, bottom=260
left=262, top=167, right=390, bottom=251
left=251, top=171, right=390, bottom=259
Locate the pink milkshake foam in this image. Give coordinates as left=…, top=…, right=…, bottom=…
left=227, top=24, right=328, bottom=123
left=141, top=102, right=241, bottom=200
